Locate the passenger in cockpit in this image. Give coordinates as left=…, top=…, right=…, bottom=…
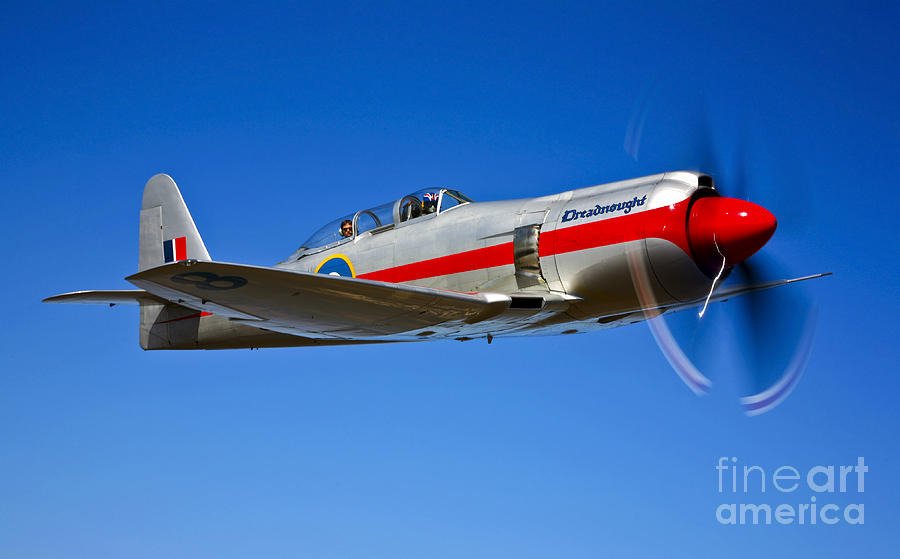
left=423, top=192, right=438, bottom=214
left=340, top=220, right=353, bottom=238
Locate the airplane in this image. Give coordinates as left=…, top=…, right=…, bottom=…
left=45, top=172, right=829, bottom=413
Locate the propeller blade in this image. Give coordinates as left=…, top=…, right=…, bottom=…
left=731, top=256, right=817, bottom=415
left=623, top=81, right=819, bottom=415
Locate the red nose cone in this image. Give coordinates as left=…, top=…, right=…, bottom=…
left=688, top=196, right=777, bottom=273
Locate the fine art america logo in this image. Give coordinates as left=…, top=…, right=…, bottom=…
left=715, top=457, right=867, bottom=526
left=561, top=195, right=647, bottom=223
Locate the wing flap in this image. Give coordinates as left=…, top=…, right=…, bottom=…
left=126, top=261, right=512, bottom=338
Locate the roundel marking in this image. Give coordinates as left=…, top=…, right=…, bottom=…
left=315, top=254, right=356, bottom=277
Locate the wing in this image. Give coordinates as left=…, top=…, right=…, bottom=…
left=126, top=261, right=512, bottom=339
left=705, top=272, right=831, bottom=306
left=657, top=272, right=832, bottom=316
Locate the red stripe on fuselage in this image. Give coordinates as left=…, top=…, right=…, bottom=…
left=358, top=242, right=514, bottom=283
left=356, top=198, right=692, bottom=283
left=539, top=198, right=691, bottom=258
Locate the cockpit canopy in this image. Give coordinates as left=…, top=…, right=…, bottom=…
left=297, top=188, right=473, bottom=253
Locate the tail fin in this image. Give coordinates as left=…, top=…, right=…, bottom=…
left=139, top=174, right=210, bottom=271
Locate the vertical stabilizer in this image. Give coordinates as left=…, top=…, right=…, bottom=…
left=139, top=174, right=210, bottom=271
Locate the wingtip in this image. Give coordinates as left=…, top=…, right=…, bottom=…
left=786, top=272, right=833, bottom=284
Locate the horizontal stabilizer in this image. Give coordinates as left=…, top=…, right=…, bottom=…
left=43, top=290, right=168, bottom=306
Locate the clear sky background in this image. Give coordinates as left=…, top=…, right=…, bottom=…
left=3, top=2, right=899, bottom=557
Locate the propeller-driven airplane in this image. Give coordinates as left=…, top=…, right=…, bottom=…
left=45, top=172, right=828, bottom=413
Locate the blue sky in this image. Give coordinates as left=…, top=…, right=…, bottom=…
left=2, top=2, right=899, bottom=557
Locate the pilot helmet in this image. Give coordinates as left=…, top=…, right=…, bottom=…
left=423, top=192, right=438, bottom=214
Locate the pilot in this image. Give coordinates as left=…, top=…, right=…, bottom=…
left=423, top=192, right=438, bottom=214
left=339, top=219, right=353, bottom=238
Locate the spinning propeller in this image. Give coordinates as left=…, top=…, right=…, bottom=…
left=625, top=89, right=824, bottom=415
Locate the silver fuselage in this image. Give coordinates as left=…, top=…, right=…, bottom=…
left=272, top=171, right=713, bottom=337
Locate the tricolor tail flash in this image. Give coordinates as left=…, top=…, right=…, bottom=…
left=163, top=236, right=187, bottom=263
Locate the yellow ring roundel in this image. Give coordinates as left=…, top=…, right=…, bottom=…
left=314, top=254, right=356, bottom=277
